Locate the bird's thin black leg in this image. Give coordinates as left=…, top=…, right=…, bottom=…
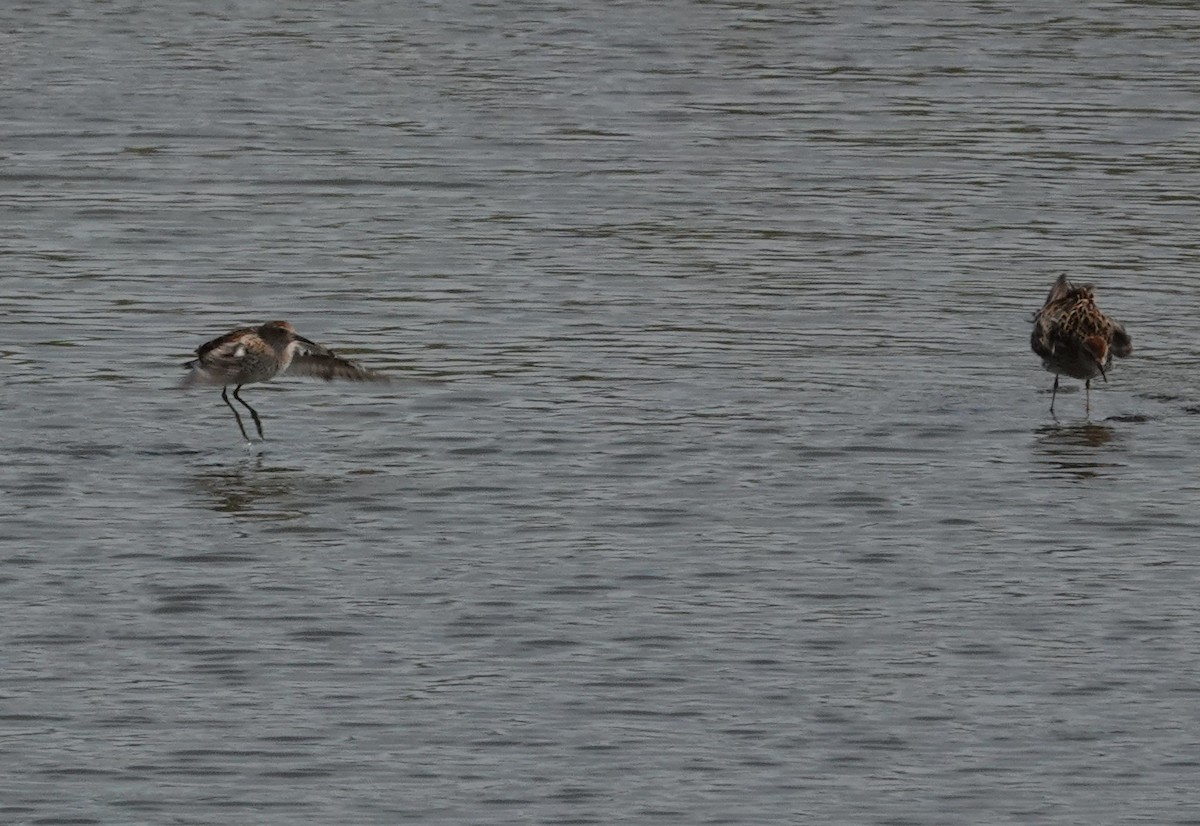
left=1049, top=374, right=1059, bottom=414
left=1085, top=379, right=1091, bottom=418
left=221, top=386, right=250, bottom=442
left=232, top=385, right=265, bottom=440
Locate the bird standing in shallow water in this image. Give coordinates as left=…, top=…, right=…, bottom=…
left=1031, top=274, right=1132, bottom=416
left=182, top=321, right=388, bottom=442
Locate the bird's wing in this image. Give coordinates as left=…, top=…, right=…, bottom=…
left=285, top=338, right=388, bottom=382
left=195, top=327, right=256, bottom=359
left=182, top=328, right=257, bottom=383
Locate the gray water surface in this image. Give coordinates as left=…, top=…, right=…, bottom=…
left=4, top=2, right=1200, bottom=824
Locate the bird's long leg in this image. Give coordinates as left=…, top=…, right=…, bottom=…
left=1085, top=379, right=1091, bottom=418
left=232, top=384, right=265, bottom=440
left=221, top=386, right=250, bottom=442
left=1050, top=374, right=1059, bottom=414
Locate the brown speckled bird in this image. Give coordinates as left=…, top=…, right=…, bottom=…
left=1031, top=275, right=1132, bottom=416
left=182, top=321, right=388, bottom=442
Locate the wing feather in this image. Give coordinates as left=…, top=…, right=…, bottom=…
left=182, top=327, right=257, bottom=386
left=195, top=327, right=255, bottom=359
left=285, top=340, right=388, bottom=382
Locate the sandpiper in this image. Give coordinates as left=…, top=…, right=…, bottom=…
left=1031, top=274, right=1132, bottom=416
left=182, top=320, right=387, bottom=442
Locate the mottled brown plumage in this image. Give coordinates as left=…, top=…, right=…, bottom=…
left=1031, top=275, right=1131, bottom=416
left=182, top=321, right=388, bottom=442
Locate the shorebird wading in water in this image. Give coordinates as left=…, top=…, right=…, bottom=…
left=182, top=321, right=388, bottom=442
left=1031, top=274, right=1132, bottom=416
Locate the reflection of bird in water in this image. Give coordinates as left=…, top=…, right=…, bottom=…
left=1031, top=275, right=1132, bottom=416
left=1033, top=422, right=1121, bottom=481
left=1036, top=422, right=1117, bottom=449
left=191, top=456, right=312, bottom=519
left=182, top=321, right=388, bottom=442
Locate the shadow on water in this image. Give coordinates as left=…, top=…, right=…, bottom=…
left=1032, top=421, right=1124, bottom=481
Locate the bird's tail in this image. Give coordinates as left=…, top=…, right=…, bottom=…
left=180, top=361, right=205, bottom=388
